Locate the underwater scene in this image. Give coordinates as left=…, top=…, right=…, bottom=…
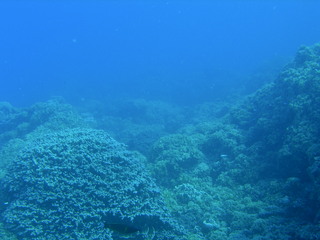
left=1, top=1, right=320, bottom=240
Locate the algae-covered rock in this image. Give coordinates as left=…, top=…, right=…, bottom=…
left=1, top=128, right=185, bottom=240
left=150, top=133, right=205, bottom=187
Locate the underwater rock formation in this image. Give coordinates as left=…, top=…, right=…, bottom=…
left=1, top=128, right=185, bottom=239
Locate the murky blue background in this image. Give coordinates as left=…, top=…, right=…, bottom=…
left=1, top=1, right=320, bottom=106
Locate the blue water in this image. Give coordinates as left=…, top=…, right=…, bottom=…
left=1, top=2, right=320, bottom=240
left=0, top=1, right=320, bottom=106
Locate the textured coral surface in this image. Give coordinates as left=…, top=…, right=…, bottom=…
left=1, top=128, right=183, bottom=240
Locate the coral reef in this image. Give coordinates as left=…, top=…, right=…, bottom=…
left=1, top=128, right=185, bottom=239
left=0, top=98, right=85, bottom=148
left=146, top=43, right=320, bottom=239
left=0, top=97, right=88, bottom=184
left=1, top=42, right=320, bottom=240
left=229, top=43, right=320, bottom=179
left=150, top=133, right=205, bottom=187
left=87, top=98, right=186, bottom=155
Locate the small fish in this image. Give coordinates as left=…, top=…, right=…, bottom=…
left=104, top=223, right=141, bottom=235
